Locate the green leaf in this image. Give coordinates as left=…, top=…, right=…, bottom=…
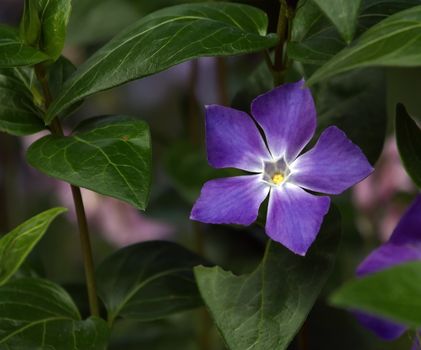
left=312, top=0, right=362, bottom=42
left=96, top=241, right=208, bottom=325
left=67, top=0, right=141, bottom=45
left=47, top=56, right=76, bottom=98
left=20, top=0, right=72, bottom=59
left=27, top=116, right=152, bottom=210
left=308, top=5, right=421, bottom=84
left=316, top=69, right=387, bottom=165
left=0, top=67, right=45, bottom=135
left=0, top=25, right=48, bottom=68
left=330, top=261, right=421, bottom=328
left=46, top=56, right=83, bottom=118
left=0, top=278, right=109, bottom=349
left=395, top=103, right=421, bottom=188
left=46, top=2, right=277, bottom=121
left=20, top=0, right=42, bottom=47
left=195, top=208, right=341, bottom=350
left=0, top=207, right=66, bottom=286
left=164, top=141, right=237, bottom=203
left=67, top=0, right=206, bottom=45
left=288, top=0, right=421, bottom=66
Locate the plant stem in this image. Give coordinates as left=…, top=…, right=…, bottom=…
left=34, top=64, right=100, bottom=317
left=70, top=184, right=100, bottom=316
left=187, top=59, right=200, bottom=145
left=267, top=0, right=294, bottom=86
left=216, top=57, right=229, bottom=106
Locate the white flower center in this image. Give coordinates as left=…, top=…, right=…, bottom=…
left=262, top=158, right=290, bottom=186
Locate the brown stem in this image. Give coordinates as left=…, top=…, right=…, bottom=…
left=69, top=184, right=100, bottom=316
left=266, top=0, right=294, bottom=86
left=34, top=64, right=100, bottom=317
left=216, top=57, right=229, bottom=106
left=188, top=59, right=200, bottom=145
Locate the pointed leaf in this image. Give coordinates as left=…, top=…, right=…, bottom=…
left=0, top=67, right=45, bottom=135
left=0, top=278, right=109, bottom=349
left=0, top=207, right=66, bottom=286
left=46, top=56, right=83, bottom=118
left=308, top=5, right=421, bottom=84
left=395, top=103, right=421, bottom=188
left=331, top=261, right=421, bottom=328
left=46, top=2, right=277, bottom=121
left=195, top=208, right=341, bottom=350
left=312, top=0, right=362, bottom=42
left=26, top=116, right=151, bottom=210
left=96, top=241, right=208, bottom=325
left=0, top=25, right=48, bottom=68
left=289, top=0, right=421, bottom=66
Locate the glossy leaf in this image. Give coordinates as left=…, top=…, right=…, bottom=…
left=331, top=261, right=421, bottom=328
left=308, top=5, right=421, bottom=84
left=317, top=69, right=387, bottom=164
left=46, top=2, right=278, bottom=121
left=0, top=25, right=48, bottom=68
left=27, top=116, right=151, bottom=210
left=19, top=0, right=42, bottom=47
left=396, top=103, right=421, bottom=188
left=0, top=68, right=45, bottom=135
left=0, top=207, right=66, bottom=286
left=289, top=0, right=421, bottom=66
left=96, top=241, right=208, bottom=325
left=20, top=0, right=72, bottom=59
left=195, top=208, right=341, bottom=350
left=0, top=278, right=109, bottom=349
left=312, top=0, right=362, bottom=42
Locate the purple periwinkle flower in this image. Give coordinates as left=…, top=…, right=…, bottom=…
left=190, top=80, right=373, bottom=255
left=355, top=195, right=421, bottom=343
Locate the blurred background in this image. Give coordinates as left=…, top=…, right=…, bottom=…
left=0, top=0, right=420, bottom=349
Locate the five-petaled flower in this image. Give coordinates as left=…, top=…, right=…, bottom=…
left=354, top=194, right=421, bottom=347
left=190, top=80, right=373, bottom=255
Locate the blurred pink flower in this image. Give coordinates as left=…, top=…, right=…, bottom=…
left=57, top=186, right=174, bottom=247
left=353, top=137, right=416, bottom=240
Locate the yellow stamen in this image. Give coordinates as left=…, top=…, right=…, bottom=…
left=272, top=173, right=284, bottom=185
